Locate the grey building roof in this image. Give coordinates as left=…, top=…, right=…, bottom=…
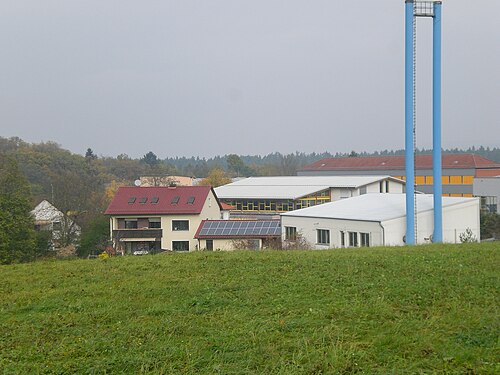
left=215, top=176, right=402, bottom=200
left=281, top=193, right=478, bottom=222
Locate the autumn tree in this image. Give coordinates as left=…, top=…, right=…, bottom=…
left=0, top=155, right=36, bottom=264
left=199, top=168, right=231, bottom=187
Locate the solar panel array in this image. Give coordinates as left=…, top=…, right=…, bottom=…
left=198, top=220, right=280, bottom=237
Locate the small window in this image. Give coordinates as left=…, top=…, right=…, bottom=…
left=187, top=196, right=195, bottom=204
left=172, top=220, right=189, bottom=231
left=340, top=231, right=345, bottom=247
left=52, top=221, right=61, bottom=231
left=151, top=197, right=159, bottom=204
left=385, top=180, right=389, bottom=193
left=128, top=197, right=136, bottom=204
left=349, top=232, right=358, bottom=247
left=285, top=226, right=297, bottom=241
left=360, top=232, right=370, bottom=247
left=317, top=229, right=330, bottom=245
left=149, top=218, right=161, bottom=229
left=206, top=240, right=214, bottom=251
left=172, top=241, right=189, bottom=251
left=139, top=197, right=147, bottom=204
left=171, top=196, right=180, bottom=205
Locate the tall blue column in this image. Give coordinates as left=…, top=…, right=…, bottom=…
left=405, top=0, right=415, bottom=245
left=432, top=2, right=443, bottom=242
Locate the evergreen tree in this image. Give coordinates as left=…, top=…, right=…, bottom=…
left=0, top=155, right=36, bottom=264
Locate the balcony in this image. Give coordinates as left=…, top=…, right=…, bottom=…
left=113, top=229, right=162, bottom=240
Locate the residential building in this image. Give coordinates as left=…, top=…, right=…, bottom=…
left=105, top=186, right=221, bottom=253
left=214, top=176, right=405, bottom=217
left=195, top=219, right=281, bottom=250
left=31, top=200, right=81, bottom=247
left=298, top=153, right=500, bottom=197
left=281, top=194, right=480, bottom=248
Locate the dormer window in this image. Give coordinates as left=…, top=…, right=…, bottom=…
left=128, top=197, right=136, bottom=204
left=171, top=196, right=180, bottom=205
left=139, top=197, right=147, bottom=204
left=151, top=197, right=159, bottom=204
left=187, top=196, right=195, bottom=204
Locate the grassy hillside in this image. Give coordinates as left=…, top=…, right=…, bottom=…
left=1, top=244, right=498, bottom=374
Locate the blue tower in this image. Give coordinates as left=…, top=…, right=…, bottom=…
left=405, top=1, right=442, bottom=245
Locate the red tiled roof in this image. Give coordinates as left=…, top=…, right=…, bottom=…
left=300, top=154, right=500, bottom=172
left=105, top=186, right=219, bottom=215
left=220, top=202, right=235, bottom=210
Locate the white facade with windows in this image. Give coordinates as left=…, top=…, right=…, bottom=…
left=281, top=194, right=480, bottom=249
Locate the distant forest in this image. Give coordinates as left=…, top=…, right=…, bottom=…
left=1, top=135, right=499, bottom=218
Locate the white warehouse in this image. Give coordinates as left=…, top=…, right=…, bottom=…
left=281, top=194, right=480, bottom=248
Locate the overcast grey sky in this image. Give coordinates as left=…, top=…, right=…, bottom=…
left=1, top=1, right=499, bottom=158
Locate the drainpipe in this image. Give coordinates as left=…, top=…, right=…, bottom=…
left=378, top=222, right=386, bottom=246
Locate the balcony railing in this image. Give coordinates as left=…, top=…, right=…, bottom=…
left=113, top=229, right=162, bottom=240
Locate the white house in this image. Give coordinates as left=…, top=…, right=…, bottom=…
left=281, top=194, right=480, bottom=249
left=31, top=200, right=81, bottom=247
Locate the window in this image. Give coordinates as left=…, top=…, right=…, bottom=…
left=359, top=186, right=367, bottom=195
left=317, top=229, right=330, bottom=245
left=360, top=232, right=370, bottom=247
left=125, top=220, right=138, bottom=229
left=171, top=196, right=180, bottom=205
left=172, top=241, right=189, bottom=251
left=139, top=197, right=147, bottom=204
left=206, top=240, right=213, bottom=251
left=450, top=176, right=462, bottom=184
left=415, top=176, right=425, bottom=185
left=425, top=176, right=433, bottom=184
left=385, top=180, right=389, bottom=193
left=463, top=176, right=474, bottom=184
left=149, top=218, right=161, bottom=229
left=151, top=197, right=159, bottom=204
left=52, top=221, right=61, bottom=231
left=340, top=231, right=346, bottom=247
left=187, top=196, right=195, bottom=204
left=128, top=197, right=136, bottom=204
left=285, top=226, right=297, bottom=241
left=442, top=176, right=450, bottom=184
left=172, top=220, right=189, bottom=231
left=348, top=232, right=358, bottom=247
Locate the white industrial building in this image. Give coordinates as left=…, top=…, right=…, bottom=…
left=215, top=175, right=405, bottom=216
left=281, top=194, right=480, bottom=249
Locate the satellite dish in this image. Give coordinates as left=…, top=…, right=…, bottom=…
left=134, top=179, right=141, bottom=187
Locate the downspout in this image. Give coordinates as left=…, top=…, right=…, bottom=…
left=378, top=221, right=385, bottom=246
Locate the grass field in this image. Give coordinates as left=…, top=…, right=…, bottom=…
left=0, top=243, right=498, bottom=374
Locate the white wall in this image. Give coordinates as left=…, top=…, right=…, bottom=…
left=281, top=216, right=383, bottom=249
left=283, top=197, right=480, bottom=248
left=382, top=198, right=480, bottom=246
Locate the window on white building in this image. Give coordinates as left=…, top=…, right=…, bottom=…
left=285, top=226, right=297, bottom=241
left=317, top=229, right=330, bottom=245
left=360, top=232, right=370, bottom=247
left=348, top=231, right=358, bottom=247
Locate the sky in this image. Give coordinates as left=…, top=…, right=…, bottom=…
left=1, top=0, right=499, bottom=159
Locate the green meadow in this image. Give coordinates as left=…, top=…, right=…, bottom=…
left=1, top=243, right=498, bottom=374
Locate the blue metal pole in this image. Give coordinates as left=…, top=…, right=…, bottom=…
left=432, top=2, right=443, bottom=242
left=405, top=0, right=415, bottom=245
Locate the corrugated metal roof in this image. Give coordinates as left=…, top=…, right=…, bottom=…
left=299, top=153, right=500, bottom=172
left=281, top=194, right=478, bottom=222
left=215, top=176, right=399, bottom=200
